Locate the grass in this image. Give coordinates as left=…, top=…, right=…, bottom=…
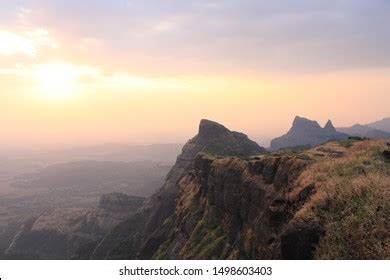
left=293, top=140, right=390, bottom=259
left=337, top=137, right=366, bottom=149
left=180, top=220, right=227, bottom=260
left=314, top=174, right=389, bottom=259
left=204, top=144, right=232, bottom=156
left=272, top=146, right=310, bottom=157
left=154, top=240, right=171, bottom=260
left=197, top=236, right=226, bottom=259
left=156, top=139, right=389, bottom=260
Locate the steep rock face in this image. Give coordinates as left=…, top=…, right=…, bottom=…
left=270, top=117, right=348, bottom=151
left=5, top=193, right=144, bottom=259
left=91, top=120, right=266, bottom=259
left=140, top=120, right=266, bottom=236
left=153, top=153, right=313, bottom=259
left=337, top=124, right=390, bottom=139
left=155, top=139, right=390, bottom=260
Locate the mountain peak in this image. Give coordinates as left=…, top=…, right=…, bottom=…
left=324, top=120, right=336, bottom=132
left=293, top=116, right=308, bottom=124
left=195, top=119, right=266, bottom=156
left=198, top=119, right=230, bottom=138
left=291, top=116, right=321, bottom=131
left=271, top=116, right=348, bottom=151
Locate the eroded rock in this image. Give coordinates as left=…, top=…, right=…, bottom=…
left=281, top=221, right=325, bottom=260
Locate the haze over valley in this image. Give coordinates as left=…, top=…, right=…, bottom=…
left=0, top=145, right=178, bottom=259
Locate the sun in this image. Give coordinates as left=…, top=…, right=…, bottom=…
left=34, top=63, right=83, bottom=100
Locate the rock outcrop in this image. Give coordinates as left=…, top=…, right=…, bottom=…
left=383, top=149, right=390, bottom=161
left=270, top=116, right=349, bottom=151
left=140, top=120, right=266, bottom=239
left=7, top=119, right=388, bottom=260
left=152, top=153, right=316, bottom=259
left=152, top=139, right=389, bottom=260
left=99, top=193, right=144, bottom=213
left=5, top=193, right=144, bottom=259
left=91, top=119, right=266, bottom=259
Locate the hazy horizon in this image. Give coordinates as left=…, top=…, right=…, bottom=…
left=1, top=1, right=390, bottom=150
left=1, top=115, right=388, bottom=152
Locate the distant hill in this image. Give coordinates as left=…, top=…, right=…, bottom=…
left=337, top=124, right=390, bottom=139
left=270, top=116, right=349, bottom=151
left=5, top=193, right=144, bottom=260
left=11, top=160, right=172, bottom=198
left=366, top=117, right=390, bottom=133
left=35, top=143, right=183, bottom=164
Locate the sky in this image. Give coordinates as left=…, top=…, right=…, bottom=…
left=1, top=0, right=390, bottom=149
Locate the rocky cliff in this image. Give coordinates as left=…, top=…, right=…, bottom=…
left=92, top=120, right=388, bottom=260
left=9, top=120, right=387, bottom=260
left=270, top=116, right=349, bottom=151
left=91, top=119, right=266, bottom=259
left=154, top=153, right=310, bottom=259
left=154, top=139, right=389, bottom=259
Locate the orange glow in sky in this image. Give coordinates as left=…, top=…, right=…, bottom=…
left=1, top=1, right=390, bottom=149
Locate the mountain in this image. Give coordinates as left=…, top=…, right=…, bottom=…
left=91, top=119, right=266, bottom=259
left=337, top=124, right=390, bottom=139
left=5, top=193, right=144, bottom=260
left=366, top=117, right=390, bottom=133
left=0, top=160, right=171, bottom=259
left=152, top=139, right=389, bottom=260
left=270, top=116, right=349, bottom=151
left=4, top=121, right=389, bottom=260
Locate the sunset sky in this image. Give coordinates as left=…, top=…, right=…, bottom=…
left=1, top=0, right=390, bottom=149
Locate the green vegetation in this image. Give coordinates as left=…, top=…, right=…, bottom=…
left=157, top=140, right=389, bottom=260
left=337, top=137, right=366, bottom=149
left=154, top=240, right=171, bottom=260
left=272, top=146, right=310, bottom=157
left=197, top=236, right=226, bottom=259
left=203, top=142, right=241, bottom=156
left=181, top=220, right=227, bottom=260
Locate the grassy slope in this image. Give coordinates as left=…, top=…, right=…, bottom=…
left=156, top=139, right=389, bottom=260
left=293, top=139, right=389, bottom=259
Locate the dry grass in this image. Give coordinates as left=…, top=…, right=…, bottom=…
left=292, top=140, right=390, bottom=259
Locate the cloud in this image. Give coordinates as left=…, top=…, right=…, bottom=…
left=0, top=31, right=37, bottom=57
left=0, top=29, right=58, bottom=57
left=1, top=0, right=390, bottom=74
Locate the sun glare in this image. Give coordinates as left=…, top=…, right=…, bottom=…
left=0, top=31, right=36, bottom=57
left=34, top=63, right=85, bottom=100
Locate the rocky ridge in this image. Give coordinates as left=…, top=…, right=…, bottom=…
left=91, top=119, right=266, bottom=259
left=5, top=193, right=144, bottom=259
left=154, top=139, right=389, bottom=259
left=270, top=116, right=349, bottom=151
